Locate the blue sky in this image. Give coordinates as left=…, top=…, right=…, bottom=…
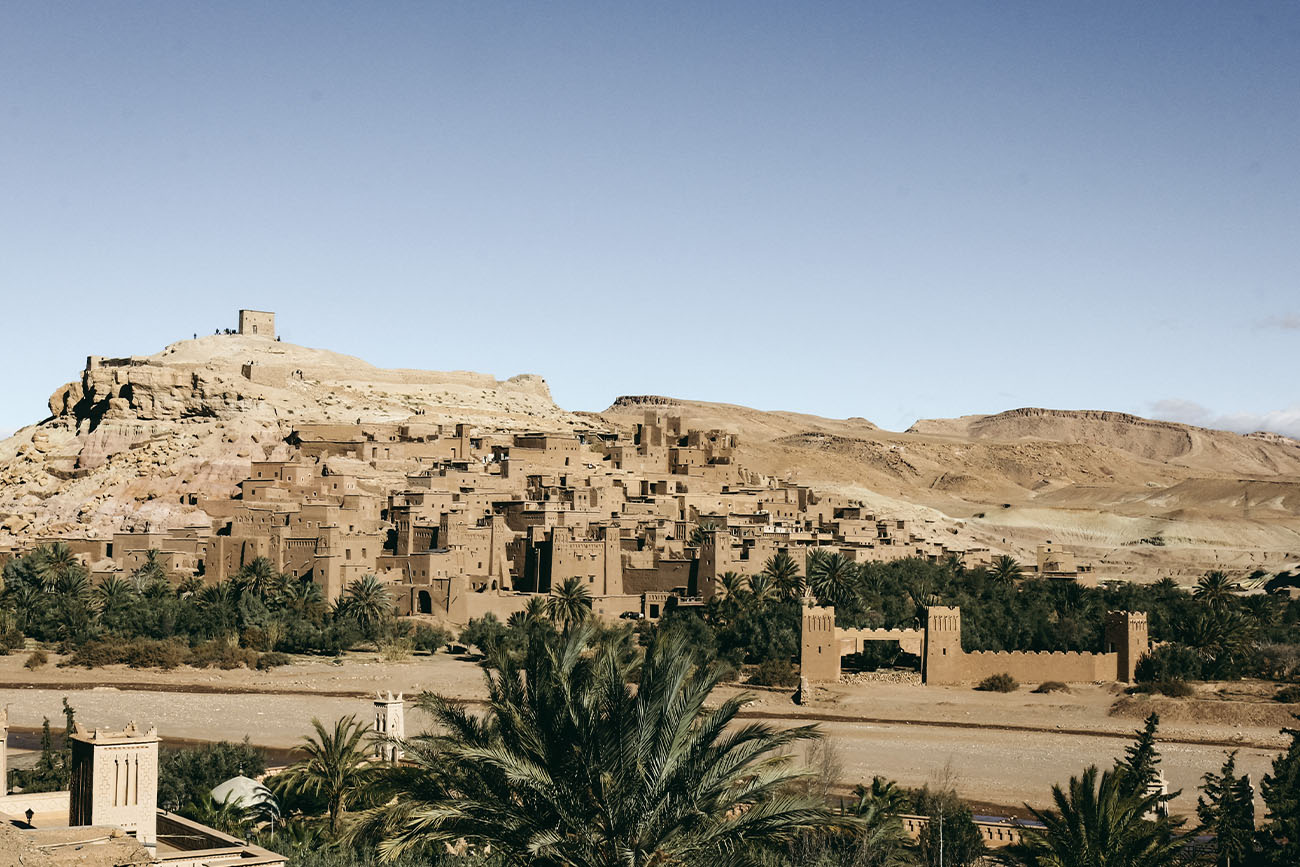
left=2, top=2, right=1297, bottom=436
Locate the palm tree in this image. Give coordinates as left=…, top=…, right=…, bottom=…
left=1194, top=570, right=1237, bottom=609
left=339, top=575, right=392, bottom=638
left=35, top=542, right=78, bottom=591
left=175, top=575, right=203, bottom=599
left=507, top=595, right=549, bottom=630
left=717, top=571, right=748, bottom=601
left=54, top=568, right=94, bottom=606
left=281, top=578, right=326, bottom=620
left=277, top=715, right=371, bottom=836
left=748, top=572, right=777, bottom=605
left=197, top=581, right=242, bottom=635
left=762, top=551, right=804, bottom=600
left=236, top=557, right=280, bottom=599
left=843, top=777, right=912, bottom=867
left=997, top=765, right=1184, bottom=867
left=357, top=623, right=841, bottom=863
left=808, top=551, right=860, bottom=608
left=185, top=792, right=252, bottom=836
left=990, top=555, right=1022, bottom=585
left=689, top=519, right=720, bottom=548
left=546, top=576, right=592, bottom=630
left=94, top=576, right=137, bottom=614
left=1152, top=577, right=1181, bottom=599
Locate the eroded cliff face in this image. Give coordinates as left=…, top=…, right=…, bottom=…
left=0, top=334, right=576, bottom=540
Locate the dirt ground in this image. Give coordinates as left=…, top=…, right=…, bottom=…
left=2, top=652, right=1289, bottom=817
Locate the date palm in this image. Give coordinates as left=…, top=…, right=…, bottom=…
left=717, top=571, right=748, bottom=600
left=94, top=575, right=137, bottom=614
left=1194, top=570, right=1237, bottom=609
left=360, top=623, right=841, bottom=864
left=546, top=575, right=592, bottom=630
left=507, top=594, right=549, bottom=630
left=236, top=556, right=281, bottom=599
left=281, top=578, right=326, bottom=620
left=747, top=572, right=777, bottom=605
left=277, top=714, right=372, bottom=836
left=762, top=551, right=804, bottom=600
left=808, top=551, right=860, bottom=608
left=997, top=765, right=1184, bottom=867
left=689, top=519, right=720, bottom=548
left=35, top=542, right=78, bottom=591
left=339, top=575, right=393, bottom=638
left=990, top=555, right=1022, bottom=585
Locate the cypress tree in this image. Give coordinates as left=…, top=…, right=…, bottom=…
left=1117, top=712, right=1163, bottom=798
left=1261, top=722, right=1300, bottom=866
left=1197, top=750, right=1257, bottom=867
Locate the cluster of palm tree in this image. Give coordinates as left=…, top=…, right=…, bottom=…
left=0, top=544, right=403, bottom=658
left=268, top=622, right=850, bottom=864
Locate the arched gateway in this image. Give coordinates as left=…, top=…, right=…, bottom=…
left=801, top=603, right=1148, bottom=685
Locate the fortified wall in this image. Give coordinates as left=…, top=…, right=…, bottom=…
left=801, top=603, right=1147, bottom=685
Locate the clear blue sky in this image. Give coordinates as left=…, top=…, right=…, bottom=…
left=2, top=2, right=1297, bottom=436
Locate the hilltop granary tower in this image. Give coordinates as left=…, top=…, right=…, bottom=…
left=68, top=721, right=160, bottom=845
left=374, top=692, right=405, bottom=763
left=238, top=309, right=276, bottom=339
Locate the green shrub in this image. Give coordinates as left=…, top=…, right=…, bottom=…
left=975, top=673, right=1019, bottom=692
left=255, top=651, right=291, bottom=670
left=747, top=658, right=800, bottom=688
left=412, top=624, right=453, bottom=654
left=24, top=649, right=48, bottom=670
left=459, top=614, right=508, bottom=655
left=1275, top=684, right=1300, bottom=703
left=1135, top=645, right=1205, bottom=683
left=64, top=637, right=190, bottom=669
left=190, top=640, right=259, bottom=670
left=1032, top=680, right=1069, bottom=694
left=1130, top=679, right=1195, bottom=698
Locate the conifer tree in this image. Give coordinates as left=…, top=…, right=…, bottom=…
left=1197, top=751, right=1257, bottom=867
left=1261, top=722, right=1300, bottom=866
left=1117, top=712, right=1163, bottom=798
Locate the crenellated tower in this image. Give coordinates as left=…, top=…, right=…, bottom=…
left=1106, top=610, right=1149, bottom=682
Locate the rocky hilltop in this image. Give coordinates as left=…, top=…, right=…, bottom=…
left=0, top=334, right=581, bottom=539
left=4, top=329, right=1299, bottom=581
left=601, top=400, right=1300, bottom=580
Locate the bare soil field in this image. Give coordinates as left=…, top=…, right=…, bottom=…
left=2, top=652, right=1290, bottom=817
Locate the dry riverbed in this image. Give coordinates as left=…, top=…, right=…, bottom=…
left=1, top=652, right=1289, bottom=816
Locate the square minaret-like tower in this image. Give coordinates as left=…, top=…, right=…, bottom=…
left=374, top=692, right=405, bottom=763
left=68, top=721, right=160, bottom=845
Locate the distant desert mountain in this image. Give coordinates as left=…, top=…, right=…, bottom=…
left=603, top=394, right=880, bottom=440
left=908, top=407, right=1300, bottom=477
left=598, top=399, right=1300, bottom=580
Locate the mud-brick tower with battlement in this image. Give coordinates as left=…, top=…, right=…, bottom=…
left=1105, top=610, right=1149, bottom=683
left=803, top=603, right=1150, bottom=686
left=68, top=722, right=160, bottom=846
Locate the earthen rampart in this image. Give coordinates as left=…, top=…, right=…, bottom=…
left=803, top=602, right=1147, bottom=686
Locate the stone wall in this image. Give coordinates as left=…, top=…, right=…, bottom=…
left=803, top=602, right=1148, bottom=686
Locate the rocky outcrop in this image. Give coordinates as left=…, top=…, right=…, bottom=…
left=2, top=333, right=583, bottom=541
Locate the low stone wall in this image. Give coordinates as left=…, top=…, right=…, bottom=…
left=899, top=813, right=1030, bottom=848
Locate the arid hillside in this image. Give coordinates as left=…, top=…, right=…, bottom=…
left=601, top=397, right=1300, bottom=581
left=0, top=334, right=582, bottom=539
left=4, top=334, right=1298, bottom=583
